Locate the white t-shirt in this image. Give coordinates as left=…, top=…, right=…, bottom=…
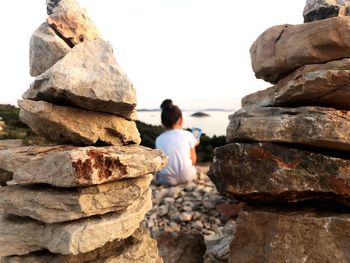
left=156, top=129, right=197, bottom=185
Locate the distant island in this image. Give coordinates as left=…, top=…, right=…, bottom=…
left=191, top=112, right=210, bottom=117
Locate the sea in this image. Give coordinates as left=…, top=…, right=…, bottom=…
left=137, top=110, right=237, bottom=137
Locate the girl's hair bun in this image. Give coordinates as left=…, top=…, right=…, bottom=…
left=160, top=99, right=173, bottom=110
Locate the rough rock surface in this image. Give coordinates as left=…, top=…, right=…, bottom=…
left=227, top=106, right=350, bottom=151
left=24, top=40, right=136, bottom=119
left=0, top=228, right=162, bottom=263
left=0, top=145, right=167, bottom=187
left=18, top=100, right=140, bottom=146
left=0, top=174, right=152, bottom=223
left=154, top=231, right=206, bottom=263
left=0, top=140, right=23, bottom=186
left=304, top=0, right=350, bottom=22
left=46, top=0, right=101, bottom=45
left=209, top=143, right=350, bottom=206
left=0, top=140, right=23, bottom=150
left=30, top=23, right=71, bottom=77
left=0, top=190, right=152, bottom=256
left=242, top=58, right=350, bottom=109
left=230, top=206, right=350, bottom=263
left=250, top=16, right=350, bottom=83
left=143, top=166, right=239, bottom=263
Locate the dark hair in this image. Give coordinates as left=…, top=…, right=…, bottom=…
left=160, top=99, right=182, bottom=129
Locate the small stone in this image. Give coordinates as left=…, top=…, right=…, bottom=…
left=191, top=220, right=204, bottom=231
left=179, top=213, right=192, bottom=222
left=157, top=205, right=169, bottom=217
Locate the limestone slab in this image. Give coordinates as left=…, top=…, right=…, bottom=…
left=227, top=106, right=350, bottom=151
left=209, top=143, right=350, bottom=205
left=0, top=228, right=162, bottom=263
left=0, top=190, right=152, bottom=256
left=30, top=22, right=71, bottom=77
left=46, top=0, right=101, bottom=45
left=230, top=207, right=350, bottom=263
left=24, top=40, right=137, bottom=119
left=0, top=174, right=152, bottom=223
left=242, top=58, right=350, bottom=109
left=250, top=16, right=350, bottom=83
left=0, top=145, right=167, bottom=187
left=18, top=100, right=140, bottom=146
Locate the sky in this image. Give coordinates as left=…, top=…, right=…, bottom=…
left=0, top=0, right=305, bottom=110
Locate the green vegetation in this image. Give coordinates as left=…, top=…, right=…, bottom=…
left=0, top=104, right=226, bottom=163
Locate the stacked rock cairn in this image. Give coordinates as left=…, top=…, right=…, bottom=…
left=209, top=0, right=350, bottom=262
left=0, top=0, right=167, bottom=262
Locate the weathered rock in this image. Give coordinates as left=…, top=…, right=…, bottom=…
left=0, top=140, right=23, bottom=186
left=0, top=145, right=167, bottom=187
left=209, top=143, right=350, bottom=205
left=230, top=206, right=350, bottom=263
left=0, top=190, right=152, bottom=256
left=0, top=174, right=152, bottom=223
left=250, top=16, right=350, bottom=83
left=0, top=228, right=162, bottom=263
left=227, top=106, right=350, bottom=151
left=304, top=0, right=349, bottom=22
left=30, top=23, right=71, bottom=77
left=154, top=231, right=206, bottom=263
left=242, top=58, right=350, bottom=109
left=46, top=0, right=101, bottom=45
left=24, top=40, right=136, bottom=119
left=0, top=140, right=23, bottom=150
left=18, top=100, right=140, bottom=146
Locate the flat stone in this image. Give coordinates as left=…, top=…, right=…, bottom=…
left=0, top=190, right=152, bottom=256
left=154, top=231, right=206, bottom=263
left=250, top=16, right=350, bottom=83
left=227, top=106, right=350, bottom=151
left=30, top=22, right=71, bottom=77
left=0, top=174, right=152, bottom=223
left=24, top=40, right=137, bottom=119
left=18, top=100, right=140, bottom=146
left=230, top=206, right=350, bottom=263
left=0, top=140, right=23, bottom=186
left=0, top=227, right=162, bottom=263
left=0, top=145, right=167, bottom=187
left=242, top=58, right=350, bottom=109
left=46, top=0, right=101, bottom=45
left=0, top=140, right=23, bottom=150
left=209, top=143, right=350, bottom=205
left=304, top=0, right=349, bottom=22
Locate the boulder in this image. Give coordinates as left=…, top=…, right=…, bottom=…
left=24, top=40, right=136, bottom=119
left=0, top=145, right=167, bottom=187
left=229, top=206, right=350, bottom=263
left=0, top=174, right=152, bottom=223
left=304, top=0, right=349, bottom=22
left=0, top=190, right=152, bottom=256
left=242, top=58, right=350, bottom=109
left=30, top=23, right=71, bottom=77
left=250, top=16, right=350, bottom=83
left=209, top=143, right=350, bottom=205
left=0, top=228, right=163, bottom=263
left=227, top=106, right=350, bottom=151
left=154, top=231, right=206, bottom=263
left=18, top=100, right=140, bottom=146
left=46, top=0, right=101, bottom=45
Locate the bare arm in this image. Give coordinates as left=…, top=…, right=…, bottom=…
left=191, top=147, right=197, bottom=165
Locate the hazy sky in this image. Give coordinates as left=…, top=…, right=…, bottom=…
left=0, top=0, right=305, bottom=110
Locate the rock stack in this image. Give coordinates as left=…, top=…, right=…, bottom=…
left=209, top=1, right=350, bottom=262
left=0, top=0, right=167, bottom=262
